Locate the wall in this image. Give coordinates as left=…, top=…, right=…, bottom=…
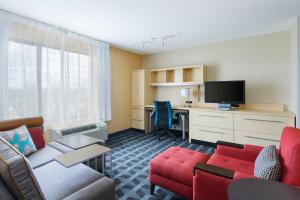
left=290, top=17, right=300, bottom=126
left=143, top=32, right=291, bottom=110
left=107, top=47, right=142, bottom=133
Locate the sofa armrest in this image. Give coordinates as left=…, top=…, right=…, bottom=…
left=194, top=162, right=234, bottom=179
left=216, top=141, right=244, bottom=149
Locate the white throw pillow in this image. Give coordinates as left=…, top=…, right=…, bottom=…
left=0, top=125, right=37, bottom=156
left=254, top=145, right=281, bottom=181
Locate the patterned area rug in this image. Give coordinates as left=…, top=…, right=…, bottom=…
left=106, top=130, right=215, bottom=200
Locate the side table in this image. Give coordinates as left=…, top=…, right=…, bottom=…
left=228, top=178, right=300, bottom=200
left=55, top=144, right=113, bottom=177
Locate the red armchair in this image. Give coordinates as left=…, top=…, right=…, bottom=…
left=193, top=127, right=300, bottom=200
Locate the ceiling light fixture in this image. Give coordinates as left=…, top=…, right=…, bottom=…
left=140, top=33, right=181, bottom=49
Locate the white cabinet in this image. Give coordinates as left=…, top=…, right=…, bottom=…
left=131, top=69, right=152, bottom=130
left=234, top=113, right=295, bottom=147
left=189, top=109, right=295, bottom=147
left=189, top=110, right=234, bottom=143
left=132, top=70, right=145, bottom=107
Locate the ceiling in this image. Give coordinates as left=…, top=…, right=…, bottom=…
left=0, top=0, right=299, bottom=55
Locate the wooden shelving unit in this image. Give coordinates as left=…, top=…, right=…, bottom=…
left=149, top=65, right=206, bottom=86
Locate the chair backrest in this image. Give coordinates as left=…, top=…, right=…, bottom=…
left=279, top=127, right=300, bottom=187
left=154, top=101, right=172, bottom=130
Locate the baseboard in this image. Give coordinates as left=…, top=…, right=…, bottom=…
left=191, top=139, right=216, bottom=148
left=131, top=128, right=145, bottom=133
left=108, top=128, right=144, bottom=138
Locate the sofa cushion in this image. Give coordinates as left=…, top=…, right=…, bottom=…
left=27, top=145, right=62, bottom=169
left=0, top=125, right=37, bottom=156
left=0, top=137, right=45, bottom=200
left=33, top=161, right=104, bottom=200
left=63, top=177, right=115, bottom=200
left=150, top=146, right=209, bottom=187
left=28, top=127, right=45, bottom=149
left=254, top=145, right=281, bottom=181
left=207, top=154, right=254, bottom=175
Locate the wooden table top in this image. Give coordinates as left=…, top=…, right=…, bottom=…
left=56, top=134, right=101, bottom=149
left=54, top=144, right=112, bottom=168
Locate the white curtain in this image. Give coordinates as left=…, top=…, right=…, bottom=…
left=0, top=10, right=111, bottom=129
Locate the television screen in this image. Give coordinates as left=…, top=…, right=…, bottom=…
left=204, top=81, right=245, bottom=104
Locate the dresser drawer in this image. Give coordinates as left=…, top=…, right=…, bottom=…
left=234, top=114, right=294, bottom=135
left=234, top=131, right=280, bottom=147
left=190, top=125, right=234, bottom=143
left=132, top=107, right=144, bottom=120
left=132, top=119, right=144, bottom=130
left=190, top=110, right=233, bottom=129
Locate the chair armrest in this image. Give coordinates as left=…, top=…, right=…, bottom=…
left=194, top=162, right=234, bottom=179
left=215, top=144, right=263, bottom=162
left=216, top=141, right=244, bottom=149
left=233, top=172, right=257, bottom=180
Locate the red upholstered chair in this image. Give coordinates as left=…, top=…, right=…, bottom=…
left=193, top=127, right=300, bottom=200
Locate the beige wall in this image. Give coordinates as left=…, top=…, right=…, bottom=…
left=107, top=47, right=142, bottom=133
left=290, top=17, right=300, bottom=126
left=143, top=32, right=291, bottom=110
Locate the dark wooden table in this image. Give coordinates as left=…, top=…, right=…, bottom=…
left=228, top=178, right=300, bottom=200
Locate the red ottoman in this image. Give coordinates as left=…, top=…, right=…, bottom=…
left=149, top=146, right=209, bottom=199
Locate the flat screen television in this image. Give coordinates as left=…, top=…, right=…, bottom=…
left=204, top=80, right=245, bottom=105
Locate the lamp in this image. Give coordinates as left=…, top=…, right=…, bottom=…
left=181, top=88, right=192, bottom=107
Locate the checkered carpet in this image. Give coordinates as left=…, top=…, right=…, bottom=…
left=107, top=130, right=214, bottom=200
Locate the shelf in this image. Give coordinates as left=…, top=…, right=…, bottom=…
left=149, top=65, right=206, bottom=86
left=183, top=67, right=204, bottom=82
left=150, top=82, right=203, bottom=86
left=150, top=70, right=166, bottom=83
left=166, top=70, right=175, bottom=83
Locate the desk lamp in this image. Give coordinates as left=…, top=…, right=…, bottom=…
left=181, top=88, right=192, bottom=107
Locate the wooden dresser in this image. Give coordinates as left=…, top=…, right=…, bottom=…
left=189, top=108, right=295, bottom=147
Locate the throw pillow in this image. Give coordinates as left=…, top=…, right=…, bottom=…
left=0, top=137, right=45, bottom=200
left=28, top=127, right=46, bottom=149
left=0, top=125, right=37, bottom=156
left=254, top=145, right=281, bottom=181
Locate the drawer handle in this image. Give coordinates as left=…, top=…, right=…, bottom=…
left=132, top=107, right=143, bottom=110
left=132, top=119, right=143, bottom=121
left=245, top=136, right=280, bottom=142
left=197, top=114, right=226, bottom=118
left=244, top=118, right=283, bottom=123
left=198, top=129, right=226, bottom=135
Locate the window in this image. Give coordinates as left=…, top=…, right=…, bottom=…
left=7, top=41, right=99, bottom=128
left=8, top=41, right=39, bottom=119
left=0, top=13, right=111, bottom=128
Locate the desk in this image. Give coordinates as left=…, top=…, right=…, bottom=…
left=143, top=105, right=295, bottom=146
left=145, top=105, right=189, bottom=140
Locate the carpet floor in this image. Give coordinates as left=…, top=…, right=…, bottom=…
left=106, top=129, right=215, bottom=200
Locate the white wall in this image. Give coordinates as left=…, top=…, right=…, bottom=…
left=143, top=32, right=291, bottom=110
left=290, top=17, right=300, bottom=126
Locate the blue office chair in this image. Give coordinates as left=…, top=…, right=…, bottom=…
left=154, top=101, right=177, bottom=141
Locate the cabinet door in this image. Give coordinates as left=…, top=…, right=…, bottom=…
left=132, top=70, right=144, bottom=106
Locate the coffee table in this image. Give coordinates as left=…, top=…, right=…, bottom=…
left=228, top=178, right=300, bottom=200
left=55, top=134, right=103, bottom=149
left=54, top=144, right=112, bottom=177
